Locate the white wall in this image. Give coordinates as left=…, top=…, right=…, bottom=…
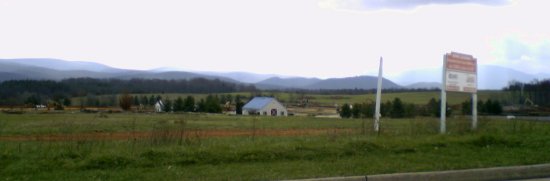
left=242, top=100, right=287, bottom=116
left=259, top=100, right=287, bottom=116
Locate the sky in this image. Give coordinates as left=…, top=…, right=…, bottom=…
left=1, top=0, right=549, bottom=79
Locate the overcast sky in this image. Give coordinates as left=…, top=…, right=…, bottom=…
left=1, top=0, right=549, bottom=78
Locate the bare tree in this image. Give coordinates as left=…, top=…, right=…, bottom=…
left=119, top=92, right=133, bottom=111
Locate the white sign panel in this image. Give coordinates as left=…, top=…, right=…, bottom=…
left=444, top=52, right=477, bottom=93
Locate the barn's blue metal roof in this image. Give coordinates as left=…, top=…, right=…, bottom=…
left=243, top=97, right=275, bottom=110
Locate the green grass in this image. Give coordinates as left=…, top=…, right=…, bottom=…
left=69, top=91, right=511, bottom=108
left=291, top=91, right=510, bottom=106
left=1, top=112, right=550, bottom=180
left=243, top=91, right=510, bottom=106
left=0, top=113, right=361, bottom=135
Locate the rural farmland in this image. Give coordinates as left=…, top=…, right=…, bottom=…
left=2, top=112, right=550, bottom=180
left=2, top=0, right=550, bottom=180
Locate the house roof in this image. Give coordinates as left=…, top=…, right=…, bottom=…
left=243, top=97, right=277, bottom=110
left=155, top=100, right=164, bottom=107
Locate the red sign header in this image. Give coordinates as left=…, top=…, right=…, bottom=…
left=445, top=52, right=477, bottom=73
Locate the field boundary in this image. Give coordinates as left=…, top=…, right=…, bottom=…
left=289, top=163, right=550, bottom=181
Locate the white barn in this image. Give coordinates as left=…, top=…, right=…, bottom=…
left=243, top=97, right=287, bottom=116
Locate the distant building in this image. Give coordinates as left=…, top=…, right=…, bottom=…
left=35, top=104, right=47, bottom=109
left=154, top=100, right=164, bottom=113
left=243, top=97, right=287, bottom=116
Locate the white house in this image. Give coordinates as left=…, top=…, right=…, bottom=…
left=35, top=104, right=47, bottom=110
left=242, top=97, right=287, bottom=116
left=154, top=100, right=164, bottom=113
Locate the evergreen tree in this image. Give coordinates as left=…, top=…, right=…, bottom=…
left=173, top=97, right=184, bottom=112
left=24, top=94, right=41, bottom=106
left=196, top=99, right=206, bottom=112
left=462, top=99, right=472, bottom=115
left=205, top=95, right=222, bottom=113
left=163, top=98, right=173, bottom=112
left=149, top=95, right=156, bottom=106
left=484, top=99, right=503, bottom=115
left=485, top=99, right=493, bottom=114
left=427, top=98, right=439, bottom=117
left=426, top=98, right=451, bottom=117
left=141, top=95, right=148, bottom=106
left=63, top=98, right=71, bottom=107
left=183, top=96, right=195, bottom=112
left=477, top=100, right=486, bottom=115
left=404, top=103, right=416, bottom=118
left=492, top=100, right=503, bottom=115
left=236, top=101, right=244, bottom=115
left=362, top=102, right=375, bottom=118
left=235, top=96, right=244, bottom=115
left=381, top=101, right=393, bottom=117
left=390, top=98, right=405, bottom=118
left=133, top=96, right=140, bottom=106
left=339, top=103, right=352, bottom=118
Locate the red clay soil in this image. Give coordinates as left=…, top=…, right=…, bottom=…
left=0, top=128, right=358, bottom=141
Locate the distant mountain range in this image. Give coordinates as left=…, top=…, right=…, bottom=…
left=256, top=77, right=323, bottom=89
left=255, top=76, right=401, bottom=90
left=404, top=82, right=441, bottom=89
left=0, top=58, right=238, bottom=83
left=150, top=67, right=280, bottom=84
left=196, top=71, right=285, bottom=84
left=0, top=58, right=122, bottom=72
left=1, top=58, right=547, bottom=90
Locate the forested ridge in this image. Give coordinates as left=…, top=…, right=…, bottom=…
left=0, top=78, right=256, bottom=106
left=505, top=79, right=550, bottom=107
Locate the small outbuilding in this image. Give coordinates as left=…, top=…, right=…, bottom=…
left=243, top=97, right=287, bottom=116
left=154, top=100, right=164, bottom=113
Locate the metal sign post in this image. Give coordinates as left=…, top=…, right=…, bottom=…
left=441, top=52, right=478, bottom=134
left=472, top=93, right=478, bottom=129
left=440, top=55, right=447, bottom=134
left=374, top=57, right=383, bottom=133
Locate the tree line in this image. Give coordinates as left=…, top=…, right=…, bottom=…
left=461, top=99, right=503, bottom=115
left=338, top=98, right=451, bottom=119
left=0, top=78, right=256, bottom=106
left=339, top=97, right=504, bottom=119
left=266, top=88, right=440, bottom=96
left=505, top=79, right=550, bottom=107
left=119, top=94, right=222, bottom=113
left=119, top=94, right=247, bottom=114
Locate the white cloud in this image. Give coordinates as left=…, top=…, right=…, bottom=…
left=0, top=0, right=549, bottom=79
left=319, top=0, right=512, bottom=11
left=490, top=36, right=550, bottom=74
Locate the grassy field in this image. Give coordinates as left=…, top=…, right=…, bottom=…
left=0, top=113, right=362, bottom=135
left=277, top=91, right=510, bottom=106
left=70, top=91, right=511, bottom=108
left=1, top=112, right=549, bottom=180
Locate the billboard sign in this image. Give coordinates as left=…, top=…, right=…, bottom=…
left=444, top=52, right=477, bottom=93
